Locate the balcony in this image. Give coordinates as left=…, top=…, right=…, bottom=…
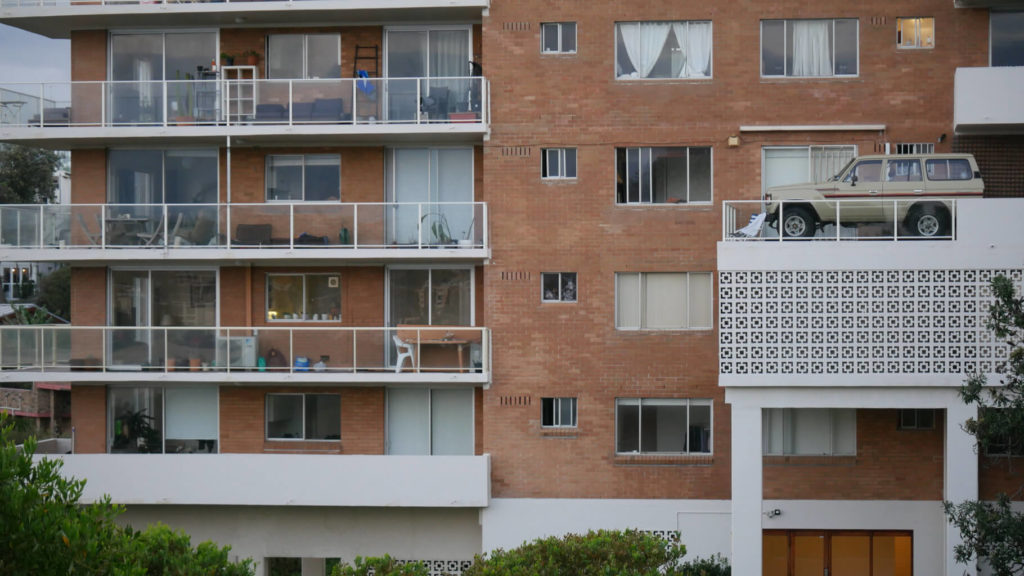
left=0, top=77, right=488, bottom=147
left=717, top=198, right=1024, bottom=388
left=954, top=66, right=1024, bottom=135
left=0, top=325, right=491, bottom=384
left=41, top=453, right=491, bottom=507
left=0, top=0, right=488, bottom=39
left=0, top=202, right=488, bottom=262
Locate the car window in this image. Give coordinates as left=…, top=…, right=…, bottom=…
left=885, top=159, right=922, bottom=182
left=843, top=160, right=882, bottom=183
left=926, top=159, right=972, bottom=181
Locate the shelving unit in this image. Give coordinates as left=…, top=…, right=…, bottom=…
left=221, top=65, right=259, bottom=124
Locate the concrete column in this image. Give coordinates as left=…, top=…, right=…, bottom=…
left=945, top=400, right=978, bottom=576
left=301, top=557, right=325, bottom=576
left=731, top=404, right=763, bottom=576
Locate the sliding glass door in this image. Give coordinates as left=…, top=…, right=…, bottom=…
left=385, top=28, right=471, bottom=121
left=386, top=148, right=474, bottom=245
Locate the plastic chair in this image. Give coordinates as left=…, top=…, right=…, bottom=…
left=137, top=212, right=182, bottom=247
left=392, top=335, right=415, bottom=373
left=730, top=212, right=767, bottom=239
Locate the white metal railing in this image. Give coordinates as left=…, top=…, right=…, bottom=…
left=0, top=325, right=489, bottom=375
left=722, top=199, right=959, bottom=241
left=0, top=77, right=487, bottom=128
left=0, top=202, right=487, bottom=251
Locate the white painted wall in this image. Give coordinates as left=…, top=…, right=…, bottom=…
left=44, top=453, right=490, bottom=507
left=117, top=505, right=481, bottom=576
left=481, top=498, right=731, bottom=562
left=955, top=67, right=1024, bottom=133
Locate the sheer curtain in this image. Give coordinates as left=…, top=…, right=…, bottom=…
left=619, top=22, right=671, bottom=78
left=791, top=21, right=831, bottom=76
left=683, top=22, right=712, bottom=77
left=429, top=30, right=470, bottom=112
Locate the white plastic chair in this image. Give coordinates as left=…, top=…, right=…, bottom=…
left=392, top=335, right=415, bottom=373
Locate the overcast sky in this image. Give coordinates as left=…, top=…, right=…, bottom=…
left=0, top=24, right=70, bottom=84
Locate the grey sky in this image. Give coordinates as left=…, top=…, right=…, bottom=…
left=0, top=24, right=70, bottom=84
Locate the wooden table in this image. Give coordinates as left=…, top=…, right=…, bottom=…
left=397, top=325, right=480, bottom=372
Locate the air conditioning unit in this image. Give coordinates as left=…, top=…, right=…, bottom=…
left=216, top=335, right=258, bottom=369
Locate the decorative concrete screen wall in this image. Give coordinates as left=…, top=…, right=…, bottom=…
left=719, top=268, right=1024, bottom=376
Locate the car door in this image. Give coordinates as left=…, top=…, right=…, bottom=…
left=882, top=157, right=924, bottom=225
left=831, top=158, right=883, bottom=224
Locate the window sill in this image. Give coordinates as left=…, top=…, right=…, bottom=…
left=764, top=455, right=857, bottom=466
left=616, top=202, right=714, bottom=209
left=615, top=76, right=713, bottom=82
left=614, top=453, right=713, bottom=466
left=759, top=76, right=860, bottom=82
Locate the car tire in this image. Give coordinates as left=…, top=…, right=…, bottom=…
left=780, top=206, right=816, bottom=238
left=907, top=205, right=950, bottom=238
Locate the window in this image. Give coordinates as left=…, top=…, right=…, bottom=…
left=894, top=143, right=934, bottom=155
left=615, top=21, right=712, bottom=79
left=897, top=17, right=934, bottom=49
left=979, top=408, right=1024, bottom=456
left=764, top=531, right=912, bottom=576
left=991, top=11, right=1024, bottom=67
left=763, top=408, right=856, bottom=456
left=925, top=158, right=973, bottom=181
left=386, top=148, right=475, bottom=245
left=615, top=398, right=711, bottom=454
left=387, top=388, right=473, bottom=455
left=542, top=22, right=577, bottom=54
left=542, top=272, right=577, bottom=302
left=267, top=34, right=341, bottom=79
left=266, top=155, right=340, bottom=201
left=388, top=267, right=473, bottom=326
left=266, top=274, right=341, bottom=321
left=108, top=149, right=218, bottom=204
left=109, top=386, right=217, bottom=453
left=842, top=159, right=882, bottom=183
left=761, top=19, right=858, bottom=77
left=898, top=409, right=935, bottom=430
left=885, top=158, right=922, bottom=182
left=762, top=146, right=856, bottom=194
left=266, top=393, right=340, bottom=440
left=615, top=272, right=712, bottom=330
left=542, top=398, right=577, bottom=428
left=616, top=147, right=711, bottom=204
left=542, top=148, right=577, bottom=179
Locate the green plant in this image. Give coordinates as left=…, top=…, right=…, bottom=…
left=329, top=555, right=429, bottom=576
left=420, top=212, right=453, bottom=245
left=671, top=554, right=731, bottom=576
left=221, top=52, right=235, bottom=65
left=462, top=529, right=686, bottom=576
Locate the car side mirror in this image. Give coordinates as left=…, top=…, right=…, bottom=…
left=850, top=174, right=858, bottom=186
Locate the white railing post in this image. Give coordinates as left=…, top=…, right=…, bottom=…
left=164, top=328, right=169, bottom=372
left=100, top=208, right=106, bottom=248
left=835, top=201, right=841, bottom=240
left=351, top=79, right=358, bottom=124
left=162, top=204, right=169, bottom=247
left=288, top=81, right=293, bottom=125
left=417, top=203, right=423, bottom=249
left=289, top=204, right=295, bottom=249
left=37, top=83, right=44, bottom=127
left=353, top=204, right=359, bottom=248
left=482, top=202, right=488, bottom=248
left=38, top=205, right=44, bottom=248
left=416, top=79, right=422, bottom=125
left=288, top=330, right=294, bottom=373
left=415, top=327, right=421, bottom=372
left=352, top=328, right=357, bottom=373
left=162, top=80, right=168, bottom=127
left=893, top=200, right=898, bottom=241
left=951, top=200, right=957, bottom=241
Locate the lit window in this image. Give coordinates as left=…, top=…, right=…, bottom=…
left=267, top=273, right=341, bottom=321
left=541, top=22, right=577, bottom=54
left=542, top=272, right=577, bottom=302
left=542, top=148, right=577, bottom=179
left=897, top=17, right=935, bottom=49
left=616, top=398, right=712, bottom=454
left=763, top=408, right=856, bottom=456
left=542, top=398, right=578, bottom=428
left=615, top=272, right=712, bottom=330
left=761, top=19, right=858, bottom=77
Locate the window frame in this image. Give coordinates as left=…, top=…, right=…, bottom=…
left=265, top=392, right=341, bottom=442
left=385, top=387, right=475, bottom=455
left=760, top=18, right=860, bottom=78
left=896, top=17, right=935, bottom=49
left=265, top=154, right=341, bottom=202
left=107, top=384, right=219, bottom=454
left=894, top=142, right=934, bottom=155
left=760, top=145, right=857, bottom=196
left=107, top=148, right=220, bottom=204
left=615, top=146, right=713, bottom=205
left=541, top=22, right=577, bottom=55
left=614, top=272, right=713, bottom=331
left=541, top=397, right=578, bottom=428
left=266, top=33, right=342, bottom=80
left=898, top=409, right=935, bottom=430
left=541, top=148, right=578, bottom=180
left=614, top=397, right=713, bottom=455
left=989, top=10, right=1024, bottom=67
left=265, top=273, right=341, bottom=322
left=541, top=272, right=578, bottom=303
left=763, top=408, right=857, bottom=456
left=613, top=20, right=714, bottom=80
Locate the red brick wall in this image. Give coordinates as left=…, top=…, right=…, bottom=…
left=70, top=149, right=105, bottom=204
left=980, top=457, right=1024, bottom=500
left=71, top=385, right=106, bottom=453
left=70, top=30, right=106, bottom=82
left=954, top=135, right=1024, bottom=197
left=763, top=409, right=944, bottom=500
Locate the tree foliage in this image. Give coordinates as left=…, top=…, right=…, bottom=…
left=329, top=555, right=429, bottom=576
left=34, top=266, right=71, bottom=320
left=0, top=144, right=62, bottom=204
left=0, top=416, right=254, bottom=575
left=944, top=274, right=1024, bottom=576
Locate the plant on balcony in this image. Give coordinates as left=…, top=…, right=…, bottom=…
left=242, top=50, right=260, bottom=66
left=111, top=407, right=161, bottom=453
left=221, top=52, right=235, bottom=67
left=420, top=212, right=453, bottom=245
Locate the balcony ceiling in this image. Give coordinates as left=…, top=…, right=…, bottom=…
left=0, top=0, right=487, bottom=39
left=954, top=0, right=1024, bottom=7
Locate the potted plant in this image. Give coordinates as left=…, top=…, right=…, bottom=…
left=221, top=52, right=235, bottom=66
left=458, top=217, right=476, bottom=247
left=242, top=49, right=260, bottom=66
left=420, top=212, right=453, bottom=245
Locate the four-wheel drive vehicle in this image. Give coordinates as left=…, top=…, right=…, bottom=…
left=764, top=153, right=984, bottom=238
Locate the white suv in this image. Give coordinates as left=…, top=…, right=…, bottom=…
left=765, top=153, right=984, bottom=238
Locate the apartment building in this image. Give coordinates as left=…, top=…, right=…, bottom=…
left=0, top=0, right=1021, bottom=575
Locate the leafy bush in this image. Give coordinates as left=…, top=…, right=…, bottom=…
left=672, top=554, right=731, bottom=576
left=329, top=555, right=429, bottom=576
left=462, top=529, right=686, bottom=576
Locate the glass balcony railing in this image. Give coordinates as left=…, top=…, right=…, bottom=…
left=722, top=199, right=959, bottom=241
left=0, top=77, right=487, bottom=128
left=0, top=325, right=490, bottom=375
left=0, top=202, right=487, bottom=250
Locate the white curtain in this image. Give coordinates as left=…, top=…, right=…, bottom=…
left=791, top=21, right=832, bottom=76
left=137, top=59, right=153, bottom=108
left=619, top=22, right=671, bottom=78
left=686, top=22, right=712, bottom=77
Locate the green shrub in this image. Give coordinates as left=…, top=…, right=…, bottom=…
left=670, top=554, right=731, bottom=576
left=462, top=529, right=686, bottom=576
left=329, top=555, right=429, bottom=576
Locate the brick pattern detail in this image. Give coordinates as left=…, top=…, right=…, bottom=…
left=764, top=409, right=944, bottom=500
left=71, top=385, right=107, bottom=454
left=954, top=135, right=1024, bottom=198
left=980, top=457, right=1024, bottom=500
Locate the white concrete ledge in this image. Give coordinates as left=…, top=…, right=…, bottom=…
left=739, top=124, right=886, bottom=132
